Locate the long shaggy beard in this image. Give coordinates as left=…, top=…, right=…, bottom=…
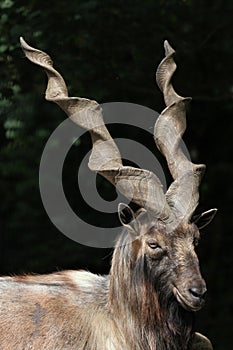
left=132, top=254, right=194, bottom=349
left=110, top=233, right=194, bottom=350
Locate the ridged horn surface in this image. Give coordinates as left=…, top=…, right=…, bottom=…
left=20, top=37, right=171, bottom=221
left=155, top=40, right=205, bottom=220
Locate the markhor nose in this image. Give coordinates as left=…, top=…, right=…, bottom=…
left=189, top=286, right=207, bottom=299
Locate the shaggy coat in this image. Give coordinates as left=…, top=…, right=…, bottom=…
left=0, top=38, right=215, bottom=350
left=0, top=221, right=211, bottom=350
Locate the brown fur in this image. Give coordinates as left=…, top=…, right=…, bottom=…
left=0, top=38, right=214, bottom=349
left=0, top=219, right=209, bottom=349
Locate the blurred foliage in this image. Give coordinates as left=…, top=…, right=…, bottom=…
left=0, top=0, right=233, bottom=349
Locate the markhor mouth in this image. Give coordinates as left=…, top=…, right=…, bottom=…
left=173, top=287, right=204, bottom=312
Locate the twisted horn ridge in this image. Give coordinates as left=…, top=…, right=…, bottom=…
left=155, top=40, right=205, bottom=221
left=20, top=37, right=205, bottom=226
left=20, top=37, right=172, bottom=222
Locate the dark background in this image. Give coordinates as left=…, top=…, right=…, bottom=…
left=0, top=0, right=232, bottom=349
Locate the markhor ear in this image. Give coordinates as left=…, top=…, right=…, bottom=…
left=193, top=209, right=218, bottom=230
left=118, top=203, right=140, bottom=237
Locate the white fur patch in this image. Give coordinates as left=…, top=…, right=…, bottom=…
left=66, top=270, right=103, bottom=290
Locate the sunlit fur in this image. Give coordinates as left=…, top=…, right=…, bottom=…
left=109, top=219, right=202, bottom=350
left=0, top=217, right=206, bottom=349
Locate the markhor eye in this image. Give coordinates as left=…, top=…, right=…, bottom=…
left=147, top=241, right=161, bottom=249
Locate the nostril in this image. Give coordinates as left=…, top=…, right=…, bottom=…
left=189, top=287, right=207, bottom=299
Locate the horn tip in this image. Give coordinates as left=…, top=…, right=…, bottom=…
left=20, top=36, right=31, bottom=51
left=164, top=40, right=175, bottom=56
left=20, top=36, right=26, bottom=46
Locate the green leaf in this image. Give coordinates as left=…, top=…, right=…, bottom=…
left=0, top=0, right=14, bottom=9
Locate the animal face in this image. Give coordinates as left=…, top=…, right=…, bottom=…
left=143, top=223, right=206, bottom=311
left=118, top=205, right=209, bottom=312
